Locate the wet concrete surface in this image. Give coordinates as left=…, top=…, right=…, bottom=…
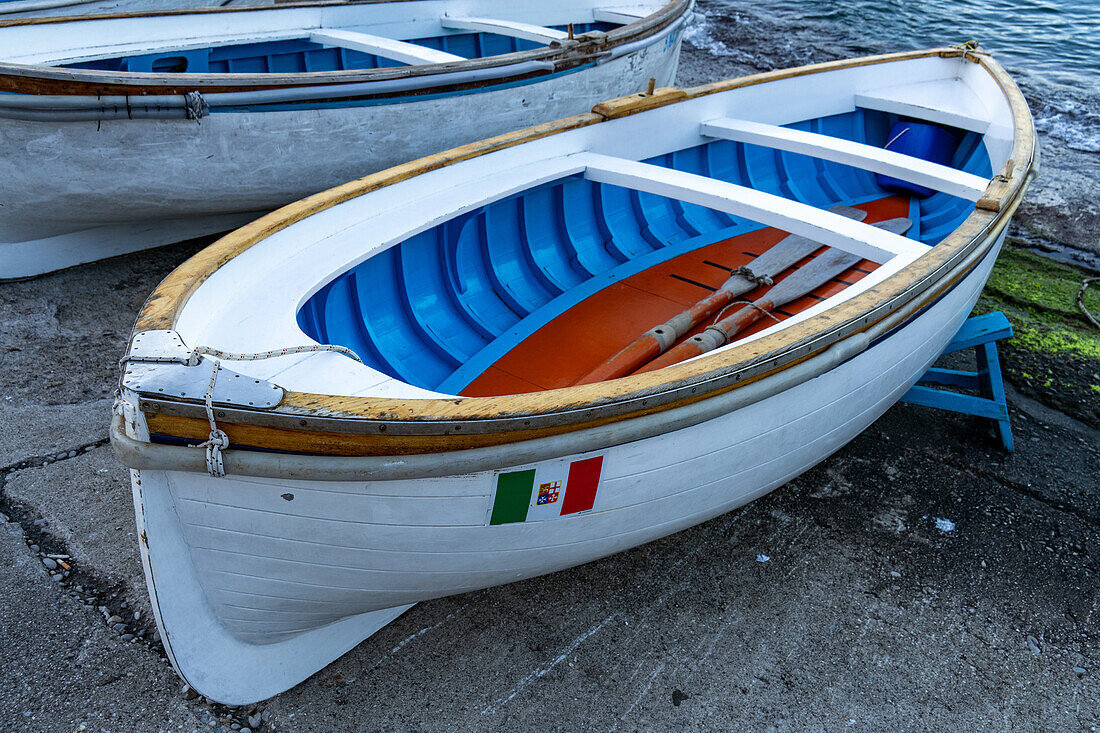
left=2, top=47, right=1100, bottom=733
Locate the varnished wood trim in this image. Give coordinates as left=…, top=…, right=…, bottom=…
left=592, top=85, right=687, bottom=118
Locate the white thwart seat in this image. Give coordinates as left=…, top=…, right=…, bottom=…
left=855, top=79, right=993, bottom=134
left=700, top=117, right=989, bottom=201
left=577, top=153, right=929, bottom=263
left=593, top=6, right=652, bottom=23
left=309, top=29, right=464, bottom=65
left=440, top=16, right=568, bottom=45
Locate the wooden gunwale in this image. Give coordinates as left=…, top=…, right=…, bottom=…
left=0, top=0, right=689, bottom=95
left=129, top=47, right=1036, bottom=454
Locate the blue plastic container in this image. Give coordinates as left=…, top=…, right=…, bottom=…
left=876, top=121, right=958, bottom=198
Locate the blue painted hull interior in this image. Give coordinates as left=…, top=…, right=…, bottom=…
left=63, top=23, right=617, bottom=74
left=297, top=109, right=993, bottom=394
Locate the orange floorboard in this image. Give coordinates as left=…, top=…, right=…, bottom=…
left=461, top=196, right=910, bottom=396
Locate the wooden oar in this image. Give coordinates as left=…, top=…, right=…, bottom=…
left=573, top=205, right=869, bottom=385
left=636, top=217, right=912, bottom=374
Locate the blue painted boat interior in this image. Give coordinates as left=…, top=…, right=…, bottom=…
left=297, top=109, right=993, bottom=394
left=63, top=23, right=616, bottom=73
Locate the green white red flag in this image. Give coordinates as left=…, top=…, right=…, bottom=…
left=489, top=456, right=604, bottom=525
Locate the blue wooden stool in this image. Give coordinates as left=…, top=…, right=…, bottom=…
left=900, top=311, right=1014, bottom=451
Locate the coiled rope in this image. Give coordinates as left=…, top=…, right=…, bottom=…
left=730, top=265, right=774, bottom=288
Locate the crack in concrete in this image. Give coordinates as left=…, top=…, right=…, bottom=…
left=0, top=442, right=272, bottom=729
left=908, top=446, right=1100, bottom=532
left=1, top=437, right=109, bottom=476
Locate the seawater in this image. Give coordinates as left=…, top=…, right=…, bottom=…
left=680, top=0, right=1100, bottom=267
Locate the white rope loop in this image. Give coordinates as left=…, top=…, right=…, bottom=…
left=712, top=299, right=783, bottom=326
left=124, top=341, right=362, bottom=478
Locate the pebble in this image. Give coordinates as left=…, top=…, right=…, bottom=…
left=67, top=450, right=77, bottom=458
left=890, top=571, right=902, bottom=578
left=0, top=513, right=8, bottom=523
left=121, top=634, right=134, bottom=642
left=112, top=623, right=127, bottom=633
left=29, top=544, right=39, bottom=552
left=107, top=615, right=122, bottom=624
left=248, top=713, right=261, bottom=728
left=261, top=711, right=270, bottom=723
left=1075, top=667, right=1087, bottom=676
left=231, top=724, right=240, bottom=731
left=241, top=729, right=251, bottom=733
left=1027, top=636, right=1041, bottom=656
left=182, top=684, right=198, bottom=701
left=41, top=558, right=57, bottom=571
left=50, top=574, right=63, bottom=583
left=33, top=518, right=46, bottom=527
left=133, top=610, right=141, bottom=621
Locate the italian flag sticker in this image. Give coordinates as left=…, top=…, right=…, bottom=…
left=489, top=456, right=604, bottom=525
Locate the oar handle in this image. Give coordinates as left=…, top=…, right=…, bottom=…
left=573, top=287, right=739, bottom=384
left=638, top=299, right=774, bottom=373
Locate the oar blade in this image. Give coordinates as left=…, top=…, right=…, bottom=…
left=744, top=204, right=868, bottom=279
left=764, top=217, right=911, bottom=306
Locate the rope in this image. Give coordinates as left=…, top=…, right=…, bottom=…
left=1079, top=277, right=1100, bottom=330
left=122, top=342, right=362, bottom=478
left=730, top=265, right=773, bottom=287
left=184, top=91, right=209, bottom=121
left=884, top=127, right=910, bottom=150
left=711, top=300, right=783, bottom=327
left=191, top=344, right=361, bottom=364
left=952, top=39, right=984, bottom=62
left=192, top=359, right=230, bottom=477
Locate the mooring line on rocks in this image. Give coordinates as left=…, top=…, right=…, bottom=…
left=1077, top=276, right=1099, bottom=329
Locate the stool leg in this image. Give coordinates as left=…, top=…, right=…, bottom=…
left=977, top=342, right=1013, bottom=452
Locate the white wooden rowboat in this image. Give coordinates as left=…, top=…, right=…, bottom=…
left=112, top=47, right=1036, bottom=704
left=0, top=0, right=269, bottom=21
left=0, top=0, right=688, bottom=278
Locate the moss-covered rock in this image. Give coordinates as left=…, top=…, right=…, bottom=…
left=975, top=244, right=1100, bottom=428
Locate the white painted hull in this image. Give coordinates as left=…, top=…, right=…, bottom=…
left=130, top=233, right=1003, bottom=704
left=0, top=0, right=267, bottom=19
left=0, top=25, right=682, bottom=278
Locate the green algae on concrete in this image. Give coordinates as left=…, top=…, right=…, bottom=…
left=976, top=243, right=1100, bottom=428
